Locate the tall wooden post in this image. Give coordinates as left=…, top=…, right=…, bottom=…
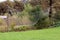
left=49, top=0, right=52, bottom=18
left=49, top=0, right=54, bottom=26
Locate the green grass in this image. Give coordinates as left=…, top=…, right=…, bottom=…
left=0, top=27, right=60, bottom=40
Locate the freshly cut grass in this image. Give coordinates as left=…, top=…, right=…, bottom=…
left=0, top=27, right=60, bottom=40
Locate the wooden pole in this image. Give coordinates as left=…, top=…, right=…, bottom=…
left=49, top=0, right=52, bottom=18
left=49, top=0, right=54, bottom=25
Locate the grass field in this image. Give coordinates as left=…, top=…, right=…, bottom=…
left=0, top=27, right=60, bottom=40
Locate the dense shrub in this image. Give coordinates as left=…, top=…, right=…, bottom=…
left=35, top=18, right=53, bottom=29
left=28, top=5, right=53, bottom=29
left=11, top=25, right=32, bottom=31
left=29, top=5, right=41, bottom=23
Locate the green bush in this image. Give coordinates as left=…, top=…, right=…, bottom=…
left=29, top=5, right=41, bottom=22
left=35, top=18, right=53, bottom=29
left=13, top=25, right=32, bottom=31
left=29, top=5, right=54, bottom=29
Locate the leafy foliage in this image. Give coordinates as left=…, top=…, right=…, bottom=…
left=29, top=5, right=41, bottom=23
